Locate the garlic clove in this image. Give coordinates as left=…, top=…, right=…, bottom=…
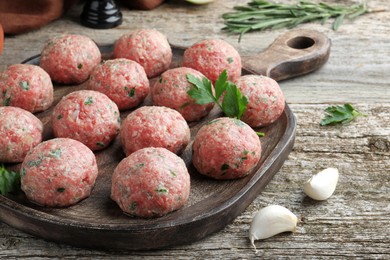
left=249, top=205, right=298, bottom=251
left=185, top=0, right=215, bottom=4
left=303, top=167, right=339, bottom=201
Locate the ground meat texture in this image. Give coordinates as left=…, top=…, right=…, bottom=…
left=0, top=107, right=43, bottom=163
left=152, top=67, right=214, bottom=122
left=182, top=39, right=241, bottom=84
left=113, top=29, right=172, bottom=78
left=52, top=90, right=120, bottom=151
left=87, top=58, right=149, bottom=110
left=40, top=34, right=101, bottom=84
left=0, top=64, right=53, bottom=113
left=120, top=106, right=190, bottom=156
left=20, top=138, right=98, bottom=207
left=235, top=75, right=285, bottom=127
left=192, top=117, right=261, bottom=180
left=111, top=147, right=190, bottom=218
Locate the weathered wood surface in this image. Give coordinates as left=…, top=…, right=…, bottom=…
left=1, top=0, right=389, bottom=258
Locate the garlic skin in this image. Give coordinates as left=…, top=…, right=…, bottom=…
left=303, top=168, right=339, bottom=201
left=249, top=205, right=298, bottom=251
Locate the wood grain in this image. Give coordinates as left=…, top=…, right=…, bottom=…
left=1, top=0, right=389, bottom=258
left=242, top=29, right=331, bottom=81
left=0, top=45, right=298, bottom=250
left=1, top=103, right=389, bottom=258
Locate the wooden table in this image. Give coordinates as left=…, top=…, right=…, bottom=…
left=1, top=0, right=389, bottom=258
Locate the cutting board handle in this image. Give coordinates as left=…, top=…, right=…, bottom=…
left=242, top=29, right=331, bottom=81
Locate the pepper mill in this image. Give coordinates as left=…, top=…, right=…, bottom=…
left=81, top=0, right=123, bottom=29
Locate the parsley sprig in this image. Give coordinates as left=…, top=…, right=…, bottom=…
left=187, top=70, right=248, bottom=119
left=0, top=164, right=21, bottom=196
left=320, top=104, right=366, bottom=126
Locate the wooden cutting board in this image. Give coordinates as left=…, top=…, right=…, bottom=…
left=0, top=29, right=330, bottom=250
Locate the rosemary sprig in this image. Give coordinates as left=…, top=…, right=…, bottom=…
left=222, top=0, right=370, bottom=40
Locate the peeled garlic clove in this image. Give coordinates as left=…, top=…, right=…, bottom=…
left=185, top=0, right=215, bottom=4
left=249, top=205, right=298, bottom=251
left=303, top=167, right=339, bottom=201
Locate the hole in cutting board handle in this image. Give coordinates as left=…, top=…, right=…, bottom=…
left=287, top=36, right=315, bottom=49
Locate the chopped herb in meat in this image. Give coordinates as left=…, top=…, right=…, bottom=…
left=19, top=81, right=30, bottom=90
left=27, top=158, right=43, bottom=167
left=180, top=101, right=190, bottom=109
left=128, top=87, right=136, bottom=97
left=57, top=187, right=66, bottom=192
left=96, top=142, right=105, bottom=148
left=3, top=97, right=11, bottom=106
left=84, top=96, right=93, bottom=105
left=221, top=163, right=230, bottom=171
left=130, top=201, right=137, bottom=211
left=49, top=148, right=62, bottom=158
left=156, top=186, right=168, bottom=194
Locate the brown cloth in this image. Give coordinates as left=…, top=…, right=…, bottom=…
left=0, top=24, right=3, bottom=54
left=0, top=0, right=166, bottom=35
left=0, top=0, right=78, bottom=34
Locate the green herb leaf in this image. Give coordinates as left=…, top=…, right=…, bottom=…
left=130, top=202, right=137, bottom=211
left=77, top=63, right=83, bottom=69
left=187, top=70, right=249, bottom=119
left=96, top=142, right=105, bottom=148
left=4, top=97, right=11, bottom=106
left=128, top=87, right=136, bottom=97
left=84, top=96, right=93, bottom=105
left=221, top=163, right=230, bottom=171
left=57, top=187, right=66, bottom=193
left=320, top=104, right=366, bottom=126
left=214, top=69, right=228, bottom=100
left=156, top=186, right=168, bottom=194
left=222, top=0, right=371, bottom=40
left=0, top=164, right=21, bottom=196
left=49, top=148, right=62, bottom=158
left=222, top=82, right=249, bottom=119
left=19, top=81, right=30, bottom=90
left=186, top=74, right=216, bottom=105
left=27, top=157, right=43, bottom=167
left=256, top=132, right=265, bottom=137
left=333, top=13, right=345, bottom=30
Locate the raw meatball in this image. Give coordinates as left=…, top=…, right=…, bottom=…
left=0, top=106, right=43, bottom=163
left=20, top=138, right=98, bottom=207
left=120, top=106, right=190, bottom=156
left=152, top=67, right=214, bottom=121
left=0, top=64, right=53, bottom=113
left=192, top=117, right=261, bottom=180
left=182, top=39, right=241, bottom=83
left=235, top=75, right=285, bottom=127
left=113, top=29, right=172, bottom=78
left=111, top=147, right=190, bottom=218
left=87, top=58, right=149, bottom=110
left=52, top=90, right=120, bottom=151
left=40, top=34, right=101, bottom=84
